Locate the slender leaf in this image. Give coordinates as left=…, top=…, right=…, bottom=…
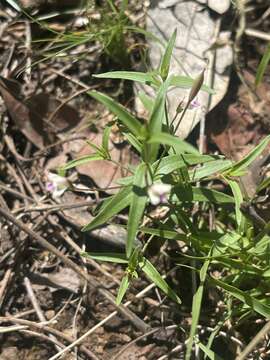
left=190, top=159, right=232, bottom=181
left=197, top=340, right=223, bottom=360
left=116, top=275, right=130, bottom=305
left=62, top=154, right=103, bottom=170
left=88, top=91, right=142, bottom=137
left=148, top=132, right=199, bottom=155
left=154, top=154, right=220, bottom=176
left=81, top=252, right=128, bottom=263
left=93, top=71, right=159, bottom=85
left=5, top=0, right=21, bottom=11
left=255, top=43, right=270, bottom=86
left=172, top=186, right=234, bottom=204
left=228, top=135, right=270, bottom=176
left=185, top=258, right=210, bottom=360
left=209, top=277, right=270, bottom=318
left=82, top=186, right=132, bottom=232
left=138, top=91, right=154, bottom=113
left=102, top=125, right=112, bottom=154
left=170, top=75, right=215, bottom=94
left=139, top=257, right=182, bottom=304
left=127, top=163, right=148, bottom=257
left=227, top=179, right=243, bottom=228
left=159, top=29, right=177, bottom=80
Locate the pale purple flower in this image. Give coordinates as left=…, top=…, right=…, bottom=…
left=46, top=172, right=69, bottom=198
left=148, top=183, right=172, bottom=206
left=188, top=98, right=200, bottom=110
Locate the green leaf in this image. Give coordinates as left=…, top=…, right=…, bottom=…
left=154, top=154, right=220, bottom=176
left=227, top=179, right=243, bottom=228
left=228, top=135, right=270, bottom=176
left=255, top=43, right=270, bottom=86
left=127, top=163, right=148, bottom=257
left=138, top=91, right=154, bottom=113
left=159, top=29, right=177, bottom=80
left=190, top=159, right=232, bottom=181
left=139, top=226, right=188, bottom=241
left=139, top=257, right=181, bottom=304
left=88, top=91, right=142, bottom=137
left=62, top=154, right=104, bottom=170
left=197, top=340, right=223, bottom=360
left=148, top=132, right=199, bottom=155
left=172, top=186, right=234, bottom=204
left=93, top=71, right=160, bottom=86
left=116, top=274, right=130, bottom=305
left=146, top=78, right=171, bottom=162
left=81, top=252, right=128, bottom=263
left=82, top=186, right=132, bottom=232
left=102, top=125, right=112, bottom=154
left=185, top=258, right=210, bottom=360
left=123, top=132, right=143, bottom=153
left=208, top=277, right=270, bottom=318
left=5, top=0, right=21, bottom=11
left=257, top=176, right=270, bottom=193
left=169, top=75, right=215, bottom=94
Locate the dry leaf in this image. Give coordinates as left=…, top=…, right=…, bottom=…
left=0, top=77, right=81, bottom=148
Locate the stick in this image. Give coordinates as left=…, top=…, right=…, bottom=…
left=0, top=206, right=149, bottom=333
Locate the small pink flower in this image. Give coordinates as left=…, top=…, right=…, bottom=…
left=46, top=172, right=69, bottom=198
left=188, top=98, right=200, bottom=110
left=148, top=183, right=172, bottom=206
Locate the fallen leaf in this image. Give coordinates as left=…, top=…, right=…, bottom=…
left=0, top=76, right=81, bottom=148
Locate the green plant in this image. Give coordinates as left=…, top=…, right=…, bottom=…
left=62, top=30, right=270, bottom=359
left=255, top=42, right=270, bottom=86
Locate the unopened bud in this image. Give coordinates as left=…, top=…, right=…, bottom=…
left=188, top=68, right=205, bottom=102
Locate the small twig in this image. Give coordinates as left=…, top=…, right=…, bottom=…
left=236, top=320, right=270, bottom=360
left=111, top=325, right=178, bottom=360
left=24, top=277, right=46, bottom=322
left=0, top=206, right=149, bottom=333
left=245, top=28, right=270, bottom=42
left=48, top=269, right=177, bottom=360
left=0, top=316, right=98, bottom=360
left=0, top=269, right=12, bottom=309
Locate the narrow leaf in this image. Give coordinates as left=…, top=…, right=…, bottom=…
left=93, top=71, right=159, bottom=85
left=209, top=277, right=270, bottom=318
left=116, top=275, right=130, bottom=305
left=255, top=43, right=270, bottom=86
left=228, top=135, right=270, bottom=176
left=127, top=163, right=148, bottom=257
left=81, top=252, right=128, bottom=264
left=62, top=154, right=103, bottom=170
left=139, top=257, right=182, bottom=304
left=185, top=258, right=210, bottom=360
left=170, top=75, right=215, bottom=94
left=227, top=179, right=243, bottom=228
left=88, top=91, right=142, bottom=137
left=159, top=29, right=177, bottom=80
left=82, top=186, right=132, bottom=232
left=148, top=132, right=199, bottom=155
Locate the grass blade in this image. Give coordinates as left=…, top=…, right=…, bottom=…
left=159, top=29, right=177, bottom=80
left=148, top=132, right=199, bottom=155
left=255, top=43, right=270, bottom=86
left=228, top=135, right=270, bottom=176
left=127, top=163, right=148, bottom=257
left=82, top=186, right=132, bottom=232
left=81, top=252, right=128, bottom=263
left=93, top=71, right=159, bottom=85
left=185, top=258, right=210, bottom=360
left=88, top=90, right=142, bottom=137
left=62, top=154, right=103, bottom=170
left=116, top=274, right=130, bottom=305
left=139, top=257, right=182, bottom=304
